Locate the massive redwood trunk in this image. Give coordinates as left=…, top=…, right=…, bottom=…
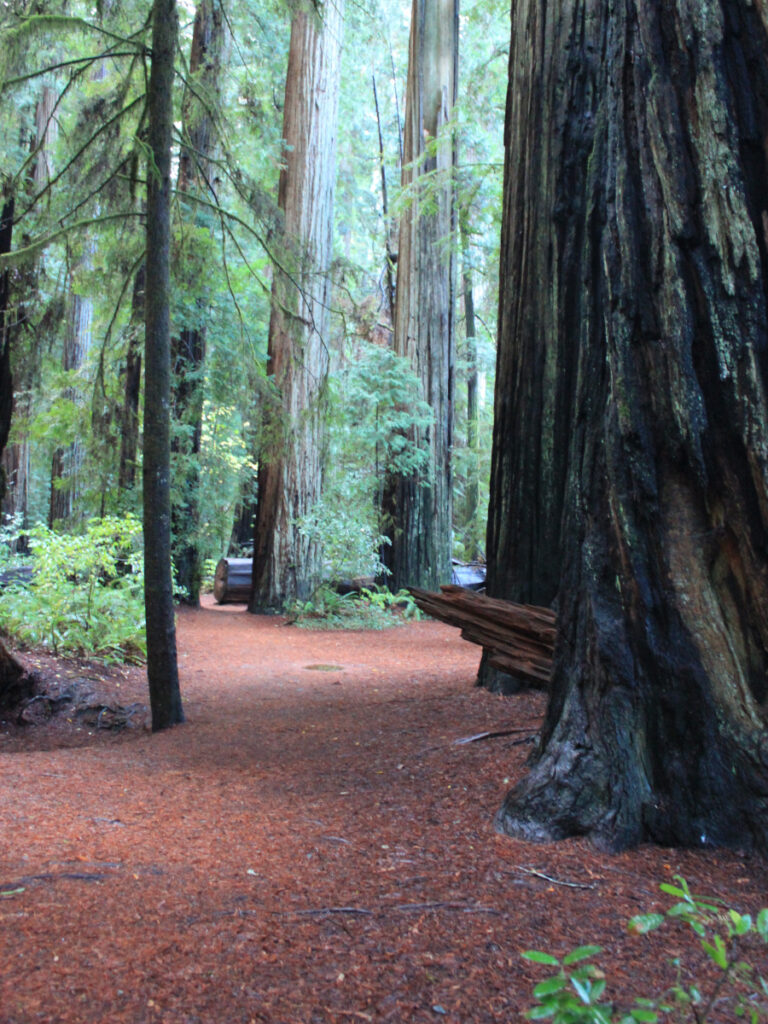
left=250, top=0, right=344, bottom=612
left=382, top=0, right=458, bottom=592
left=493, top=0, right=768, bottom=853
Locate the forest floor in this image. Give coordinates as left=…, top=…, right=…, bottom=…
left=1, top=596, right=767, bottom=1024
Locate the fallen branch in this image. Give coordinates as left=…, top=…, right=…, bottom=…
left=512, top=866, right=598, bottom=890
left=453, top=728, right=538, bottom=745
left=409, top=585, right=555, bottom=689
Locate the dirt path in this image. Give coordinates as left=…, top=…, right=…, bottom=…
left=1, top=598, right=766, bottom=1023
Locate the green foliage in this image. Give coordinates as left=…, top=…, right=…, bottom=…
left=298, top=341, right=433, bottom=580
left=523, top=877, right=768, bottom=1024
left=287, top=584, right=421, bottom=631
left=0, top=515, right=147, bottom=663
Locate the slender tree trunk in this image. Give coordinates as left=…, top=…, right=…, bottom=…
left=118, top=263, right=144, bottom=495
left=494, top=0, right=768, bottom=853
left=0, top=190, right=14, bottom=506
left=250, top=0, right=345, bottom=612
left=171, top=0, right=227, bottom=606
left=49, top=278, right=92, bottom=526
left=144, top=0, right=183, bottom=732
left=381, top=0, right=458, bottom=592
left=2, top=85, right=56, bottom=526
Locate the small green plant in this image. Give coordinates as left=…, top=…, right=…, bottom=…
left=0, top=515, right=147, bottom=663
left=523, top=877, right=768, bottom=1023
left=287, top=583, right=422, bottom=630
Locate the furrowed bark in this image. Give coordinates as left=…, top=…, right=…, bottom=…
left=494, top=0, right=768, bottom=853
left=382, top=0, right=458, bottom=592
left=250, top=0, right=344, bottom=612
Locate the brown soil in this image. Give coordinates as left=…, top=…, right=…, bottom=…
left=1, top=596, right=766, bottom=1023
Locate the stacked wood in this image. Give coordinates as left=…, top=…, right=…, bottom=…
left=213, top=558, right=252, bottom=604
left=409, top=584, right=556, bottom=689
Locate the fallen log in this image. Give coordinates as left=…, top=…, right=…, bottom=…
left=213, top=557, right=252, bottom=604
left=409, top=585, right=555, bottom=689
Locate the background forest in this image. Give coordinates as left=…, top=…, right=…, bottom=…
left=0, top=0, right=506, bottom=631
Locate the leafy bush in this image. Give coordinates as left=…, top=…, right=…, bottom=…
left=0, top=515, right=147, bottom=663
left=287, top=584, right=422, bottom=630
left=523, top=877, right=768, bottom=1023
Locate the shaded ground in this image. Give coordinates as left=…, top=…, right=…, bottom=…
left=1, top=597, right=766, bottom=1023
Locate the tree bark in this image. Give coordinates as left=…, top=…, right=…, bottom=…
left=0, top=190, right=14, bottom=506
left=382, top=0, right=458, bottom=592
left=144, top=0, right=183, bottom=732
left=494, top=0, right=768, bottom=853
left=170, top=0, right=227, bottom=606
left=49, top=276, right=92, bottom=526
left=250, top=0, right=344, bottom=612
left=118, top=263, right=144, bottom=495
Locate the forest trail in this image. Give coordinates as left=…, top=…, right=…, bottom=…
left=1, top=599, right=766, bottom=1023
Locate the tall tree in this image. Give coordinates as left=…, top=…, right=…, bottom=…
left=2, top=84, right=57, bottom=530
left=381, top=0, right=458, bottom=592
left=493, top=0, right=768, bottom=852
left=144, top=0, right=183, bottom=731
left=49, top=254, right=92, bottom=526
left=250, top=0, right=345, bottom=612
left=118, top=262, right=144, bottom=496
left=171, top=0, right=227, bottom=606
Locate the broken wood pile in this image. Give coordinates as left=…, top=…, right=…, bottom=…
left=408, top=584, right=556, bottom=689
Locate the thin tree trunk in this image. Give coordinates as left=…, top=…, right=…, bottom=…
left=144, top=0, right=183, bottom=732
left=2, top=85, right=57, bottom=525
left=382, top=0, right=458, bottom=592
left=494, top=0, right=768, bottom=853
left=250, top=0, right=345, bottom=612
left=49, top=279, right=92, bottom=526
left=0, top=191, right=14, bottom=506
left=118, top=263, right=144, bottom=495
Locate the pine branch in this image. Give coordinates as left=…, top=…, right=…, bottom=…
left=0, top=211, right=143, bottom=270
left=14, top=93, right=147, bottom=219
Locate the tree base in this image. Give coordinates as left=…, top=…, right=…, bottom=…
left=0, top=640, right=40, bottom=713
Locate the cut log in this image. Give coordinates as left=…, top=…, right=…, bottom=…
left=213, top=557, right=252, bottom=604
left=409, top=585, right=555, bottom=690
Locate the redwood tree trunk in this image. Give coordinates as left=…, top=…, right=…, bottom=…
left=382, top=0, right=458, bottom=592
left=144, top=0, right=183, bottom=732
left=494, top=0, right=768, bottom=853
left=250, top=1, right=344, bottom=612
left=170, top=0, right=227, bottom=606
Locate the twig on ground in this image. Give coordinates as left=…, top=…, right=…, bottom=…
left=453, top=728, right=537, bottom=744
left=512, top=866, right=598, bottom=890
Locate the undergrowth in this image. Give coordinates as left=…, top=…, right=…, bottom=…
left=286, top=583, right=422, bottom=630
left=0, top=515, right=147, bottom=663
left=523, top=876, right=768, bottom=1023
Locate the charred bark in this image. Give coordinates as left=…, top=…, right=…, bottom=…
left=494, top=0, right=768, bottom=853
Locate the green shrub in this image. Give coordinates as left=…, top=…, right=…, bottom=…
left=0, top=515, right=147, bottom=663
left=523, top=877, right=768, bottom=1023
left=287, top=584, right=422, bottom=630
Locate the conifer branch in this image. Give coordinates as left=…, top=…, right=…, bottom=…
left=0, top=211, right=143, bottom=270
